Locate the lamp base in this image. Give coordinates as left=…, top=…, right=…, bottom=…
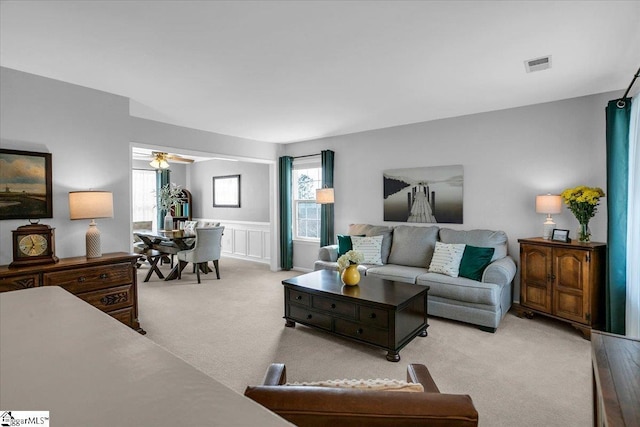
left=86, top=220, right=102, bottom=258
left=542, top=216, right=556, bottom=240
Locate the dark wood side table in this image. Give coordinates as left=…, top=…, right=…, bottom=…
left=591, top=331, right=640, bottom=426
left=0, top=252, right=144, bottom=334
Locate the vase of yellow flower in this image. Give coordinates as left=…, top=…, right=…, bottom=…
left=560, top=186, right=605, bottom=242
left=337, top=250, right=365, bottom=286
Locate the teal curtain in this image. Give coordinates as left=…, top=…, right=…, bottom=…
left=156, top=169, right=171, bottom=228
left=279, top=156, right=293, bottom=270
left=605, top=98, right=631, bottom=334
left=320, top=150, right=335, bottom=247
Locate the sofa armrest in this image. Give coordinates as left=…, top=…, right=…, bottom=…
left=482, top=256, right=517, bottom=286
left=262, top=363, right=286, bottom=386
left=318, top=244, right=339, bottom=262
left=407, top=364, right=440, bottom=393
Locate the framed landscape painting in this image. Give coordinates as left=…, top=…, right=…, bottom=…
left=383, top=165, right=463, bottom=223
left=0, top=148, right=53, bottom=220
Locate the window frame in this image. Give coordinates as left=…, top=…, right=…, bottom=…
left=292, top=157, right=322, bottom=242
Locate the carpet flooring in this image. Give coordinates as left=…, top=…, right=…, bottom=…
left=137, top=257, right=592, bottom=427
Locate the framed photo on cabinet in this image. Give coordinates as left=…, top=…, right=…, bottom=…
left=0, top=149, right=53, bottom=220
left=551, top=228, right=570, bottom=242
left=213, top=174, right=241, bottom=208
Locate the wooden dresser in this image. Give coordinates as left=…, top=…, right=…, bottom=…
left=592, top=331, right=640, bottom=426
left=516, top=237, right=606, bottom=339
left=0, top=252, right=144, bottom=334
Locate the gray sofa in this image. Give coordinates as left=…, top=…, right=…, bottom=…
left=314, top=224, right=516, bottom=332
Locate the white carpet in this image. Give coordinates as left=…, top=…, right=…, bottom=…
left=137, top=257, right=591, bottom=427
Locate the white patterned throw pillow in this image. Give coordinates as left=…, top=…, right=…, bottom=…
left=428, top=241, right=466, bottom=277
left=286, top=378, right=424, bottom=393
left=351, top=235, right=383, bottom=265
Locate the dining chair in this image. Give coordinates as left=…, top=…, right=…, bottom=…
left=177, top=226, right=224, bottom=283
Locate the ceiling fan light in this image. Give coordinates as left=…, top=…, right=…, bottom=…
left=149, top=159, right=160, bottom=168
left=159, top=159, right=170, bottom=169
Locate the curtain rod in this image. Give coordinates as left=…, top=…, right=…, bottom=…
left=292, top=153, right=320, bottom=159
left=617, top=66, right=640, bottom=108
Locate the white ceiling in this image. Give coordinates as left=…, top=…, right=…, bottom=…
left=1, top=1, right=639, bottom=144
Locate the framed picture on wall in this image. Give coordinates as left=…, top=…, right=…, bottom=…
left=213, top=174, right=241, bottom=208
left=0, top=148, right=53, bottom=220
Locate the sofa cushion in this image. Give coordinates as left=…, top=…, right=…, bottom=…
left=387, top=225, right=439, bottom=268
left=351, top=235, right=383, bottom=265
left=459, top=246, right=495, bottom=281
left=366, top=264, right=429, bottom=284
left=439, top=228, right=508, bottom=261
left=428, top=242, right=466, bottom=277
left=416, top=273, right=501, bottom=306
left=337, top=234, right=364, bottom=256
left=348, top=224, right=394, bottom=263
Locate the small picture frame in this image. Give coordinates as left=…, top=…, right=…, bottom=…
left=212, top=174, right=241, bottom=208
left=551, top=229, right=570, bottom=242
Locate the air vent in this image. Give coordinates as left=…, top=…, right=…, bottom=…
left=524, top=55, right=552, bottom=73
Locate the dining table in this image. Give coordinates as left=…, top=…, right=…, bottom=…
left=138, top=230, right=197, bottom=281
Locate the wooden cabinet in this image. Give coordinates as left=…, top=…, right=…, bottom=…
left=517, top=238, right=605, bottom=338
left=0, top=252, right=144, bottom=334
left=171, top=189, right=192, bottom=229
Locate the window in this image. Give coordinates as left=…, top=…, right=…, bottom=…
left=293, top=159, right=322, bottom=241
left=132, top=169, right=157, bottom=226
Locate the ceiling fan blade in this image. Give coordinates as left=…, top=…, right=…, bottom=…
left=165, top=154, right=194, bottom=163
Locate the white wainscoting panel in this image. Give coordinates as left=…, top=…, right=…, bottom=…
left=196, top=219, right=270, bottom=264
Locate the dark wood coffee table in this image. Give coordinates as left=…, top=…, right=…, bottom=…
left=282, top=269, right=429, bottom=362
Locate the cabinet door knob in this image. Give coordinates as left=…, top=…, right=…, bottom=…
left=331, top=303, right=336, bottom=309
left=369, top=313, right=376, bottom=319
left=99, top=273, right=108, bottom=279
left=306, top=314, right=313, bottom=320
left=78, top=277, right=86, bottom=282
left=356, top=328, right=363, bottom=335
left=295, top=295, right=302, bottom=300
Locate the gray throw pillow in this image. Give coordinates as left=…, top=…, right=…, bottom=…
left=388, top=225, right=439, bottom=267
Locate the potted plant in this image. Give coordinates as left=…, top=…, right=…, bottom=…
left=157, top=183, right=183, bottom=230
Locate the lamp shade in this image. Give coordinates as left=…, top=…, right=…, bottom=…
left=69, top=191, right=114, bottom=220
left=535, top=194, right=562, bottom=214
left=316, top=188, right=335, bottom=204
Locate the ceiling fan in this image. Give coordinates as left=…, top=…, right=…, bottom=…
left=133, top=149, right=195, bottom=169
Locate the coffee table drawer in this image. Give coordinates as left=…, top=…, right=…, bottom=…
left=334, top=318, right=388, bottom=347
left=358, top=306, right=389, bottom=328
left=288, top=289, right=310, bottom=306
left=289, top=305, right=332, bottom=330
left=312, top=296, right=356, bottom=318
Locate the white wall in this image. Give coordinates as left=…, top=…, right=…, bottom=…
left=284, top=91, right=616, bottom=298
left=1, top=67, right=131, bottom=264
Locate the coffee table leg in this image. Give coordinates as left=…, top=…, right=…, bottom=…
left=285, top=319, right=295, bottom=327
left=386, top=351, right=400, bottom=362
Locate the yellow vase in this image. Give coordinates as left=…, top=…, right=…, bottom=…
left=341, top=264, right=360, bottom=286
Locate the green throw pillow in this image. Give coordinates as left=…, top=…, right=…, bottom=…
left=337, top=234, right=365, bottom=256
left=458, top=245, right=495, bottom=281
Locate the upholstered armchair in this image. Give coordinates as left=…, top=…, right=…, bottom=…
left=244, top=363, right=478, bottom=427
left=177, top=226, right=224, bottom=283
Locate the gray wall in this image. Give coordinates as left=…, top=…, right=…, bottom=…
left=0, top=67, right=278, bottom=265
left=189, top=159, right=270, bottom=222
left=284, top=91, right=616, bottom=299
left=1, top=67, right=131, bottom=264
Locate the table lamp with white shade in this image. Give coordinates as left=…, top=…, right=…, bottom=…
left=69, top=191, right=114, bottom=258
left=536, top=194, right=562, bottom=239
